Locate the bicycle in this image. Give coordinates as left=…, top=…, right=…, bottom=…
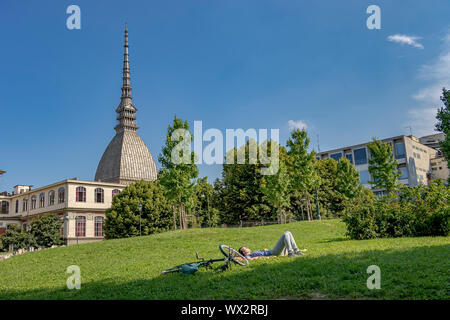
left=161, top=244, right=249, bottom=275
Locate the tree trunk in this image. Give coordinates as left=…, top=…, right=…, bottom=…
left=300, top=202, right=305, bottom=221
left=181, top=202, right=187, bottom=230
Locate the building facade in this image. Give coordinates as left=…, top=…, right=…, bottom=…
left=0, top=180, right=124, bottom=245
left=317, top=135, right=448, bottom=194
left=0, top=27, right=157, bottom=245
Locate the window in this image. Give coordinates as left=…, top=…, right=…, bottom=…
left=48, top=190, right=55, bottom=206
left=112, top=189, right=121, bottom=197
left=345, top=153, right=353, bottom=164
left=39, top=193, right=45, bottom=208
left=22, top=199, right=28, bottom=212
left=76, top=187, right=86, bottom=202
left=1, top=201, right=9, bottom=214
left=399, top=167, right=408, bottom=180
left=31, top=196, right=37, bottom=210
left=330, top=152, right=342, bottom=161
left=58, top=187, right=65, bottom=204
left=95, top=188, right=104, bottom=203
left=418, top=175, right=424, bottom=184
left=354, top=148, right=368, bottom=165
left=95, top=216, right=104, bottom=237
left=15, top=200, right=19, bottom=213
left=75, top=216, right=86, bottom=237
left=395, top=142, right=406, bottom=159
left=359, top=170, right=371, bottom=185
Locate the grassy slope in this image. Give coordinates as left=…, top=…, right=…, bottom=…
left=0, top=219, right=449, bottom=300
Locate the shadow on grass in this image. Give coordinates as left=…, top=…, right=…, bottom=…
left=319, top=237, right=350, bottom=243
left=2, top=244, right=449, bottom=300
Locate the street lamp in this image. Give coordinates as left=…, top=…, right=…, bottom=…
left=138, top=203, right=142, bottom=236
left=315, top=186, right=321, bottom=220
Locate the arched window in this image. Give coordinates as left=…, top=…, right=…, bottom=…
left=48, top=190, right=55, bottom=206
left=112, top=189, right=121, bottom=197
left=76, top=187, right=86, bottom=202
left=94, top=188, right=104, bottom=203
left=75, top=216, right=86, bottom=237
left=31, top=196, right=37, bottom=210
left=39, top=193, right=45, bottom=208
left=95, top=216, right=104, bottom=237
left=58, top=187, right=65, bottom=204
left=1, top=201, right=9, bottom=214
left=22, top=199, right=28, bottom=212
left=15, top=200, right=19, bottom=213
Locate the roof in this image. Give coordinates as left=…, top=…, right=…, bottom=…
left=95, top=130, right=158, bottom=184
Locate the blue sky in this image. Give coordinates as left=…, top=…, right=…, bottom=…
left=1, top=0, right=450, bottom=191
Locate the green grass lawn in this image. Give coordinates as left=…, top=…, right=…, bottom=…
left=0, top=219, right=449, bottom=300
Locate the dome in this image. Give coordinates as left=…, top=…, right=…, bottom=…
left=95, top=130, right=158, bottom=185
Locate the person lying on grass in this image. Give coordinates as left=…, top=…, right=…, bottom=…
left=238, top=231, right=304, bottom=259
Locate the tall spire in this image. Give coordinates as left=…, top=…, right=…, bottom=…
left=121, top=23, right=131, bottom=100
left=115, top=24, right=138, bottom=133
left=96, top=24, right=158, bottom=185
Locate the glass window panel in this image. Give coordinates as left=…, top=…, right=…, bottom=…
left=399, top=167, right=408, bottom=180
left=330, top=153, right=342, bottom=161
left=354, top=148, right=367, bottom=165
left=359, top=170, right=371, bottom=185
left=395, top=142, right=406, bottom=159
left=345, top=153, right=353, bottom=164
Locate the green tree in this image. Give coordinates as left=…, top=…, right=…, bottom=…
left=435, top=87, right=450, bottom=182
left=216, top=139, right=271, bottom=225
left=104, top=180, right=173, bottom=239
left=334, top=158, right=361, bottom=213
left=336, top=158, right=361, bottom=199
left=367, top=137, right=401, bottom=193
left=314, top=158, right=339, bottom=217
left=286, top=129, right=317, bottom=220
left=0, top=225, right=35, bottom=251
left=193, top=177, right=218, bottom=227
left=261, top=141, right=291, bottom=223
left=29, top=214, right=63, bottom=248
left=158, top=115, right=199, bottom=230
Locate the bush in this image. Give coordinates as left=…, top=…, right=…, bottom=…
left=104, top=180, right=174, bottom=239
left=29, top=214, right=63, bottom=248
left=342, top=181, right=449, bottom=239
left=0, top=225, right=36, bottom=251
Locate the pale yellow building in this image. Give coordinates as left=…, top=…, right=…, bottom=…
left=0, top=179, right=124, bottom=245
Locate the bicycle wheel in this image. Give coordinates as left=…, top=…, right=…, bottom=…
left=219, top=244, right=249, bottom=266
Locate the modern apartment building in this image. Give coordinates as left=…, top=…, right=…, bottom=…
left=317, top=135, right=447, bottom=194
